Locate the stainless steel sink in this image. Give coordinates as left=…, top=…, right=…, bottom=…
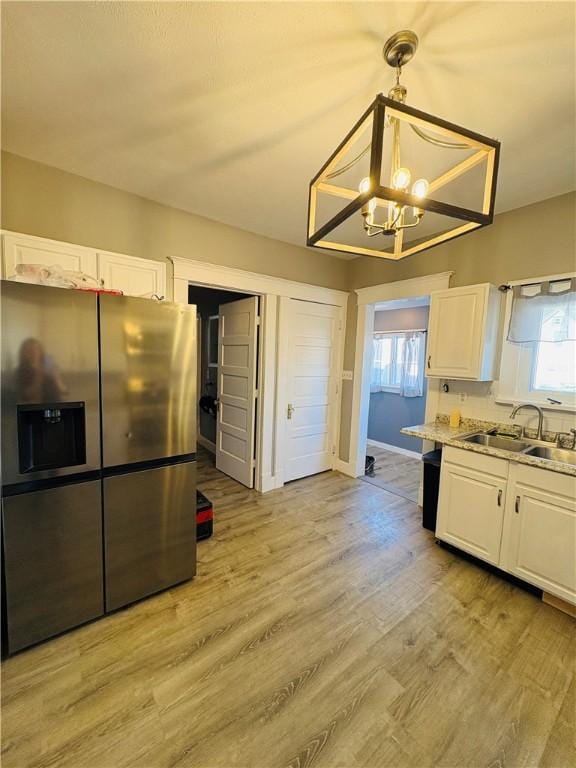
left=523, top=445, right=576, bottom=466
left=462, top=433, right=531, bottom=452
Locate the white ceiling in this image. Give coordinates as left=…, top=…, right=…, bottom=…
left=2, top=2, right=575, bottom=260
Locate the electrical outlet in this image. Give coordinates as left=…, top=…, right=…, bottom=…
left=459, top=393, right=467, bottom=403
left=342, top=370, right=353, bottom=381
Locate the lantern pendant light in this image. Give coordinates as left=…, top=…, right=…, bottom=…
left=307, top=30, right=500, bottom=260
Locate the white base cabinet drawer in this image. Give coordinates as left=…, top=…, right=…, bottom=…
left=442, top=446, right=508, bottom=479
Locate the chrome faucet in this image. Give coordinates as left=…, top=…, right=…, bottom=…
left=510, top=403, right=544, bottom=441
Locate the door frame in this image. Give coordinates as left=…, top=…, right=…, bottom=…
left=343, top=271, right=453, bottom=483
left=171, top=257, right=347, bottom=492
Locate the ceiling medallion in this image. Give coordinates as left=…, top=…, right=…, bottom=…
left=306, top=30, right=500, bottom=260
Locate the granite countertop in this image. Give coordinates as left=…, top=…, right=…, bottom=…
left=401, top=420, right=576, bottom=478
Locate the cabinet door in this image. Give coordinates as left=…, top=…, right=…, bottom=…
left=436, top=461, right=506, bottom=565
left=2, top=232, right=98, bottom=280
left=503, top=481, right=576, bottom=604
left=426, top=285, right=487, bottom=379
left=98, top=251, right=166, bottom=298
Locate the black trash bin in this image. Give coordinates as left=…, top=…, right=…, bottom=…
left=196, top=490, right=214, bottom=541
left=422, top=449, right=442, bottom=532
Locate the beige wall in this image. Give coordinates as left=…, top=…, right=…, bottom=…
left=2, top=151, right=574, bottom=467
left=350, top=191, right=576, bottom=290
left=1, top=152, right=348, bottom=293
left=339, top=191, right=576, bottom=462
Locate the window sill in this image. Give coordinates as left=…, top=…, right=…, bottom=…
left=494, top=394, right=576, bottom=414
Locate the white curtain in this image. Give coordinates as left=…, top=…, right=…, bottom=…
left=400, top=332, right=425, bottom=397
left=370, top=334, right=390, bottom=393
left=370, top=331, right=425, bottom=397
left=507, top=278, right=576, bottom=343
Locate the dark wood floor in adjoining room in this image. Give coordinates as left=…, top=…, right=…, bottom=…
left=2, top=448, right=575, bottom=768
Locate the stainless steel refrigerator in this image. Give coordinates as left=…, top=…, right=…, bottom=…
left=1, top=281, right=197, bottom=654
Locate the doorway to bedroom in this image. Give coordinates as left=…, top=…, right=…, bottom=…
left=362, top=296, right=429, bottom=502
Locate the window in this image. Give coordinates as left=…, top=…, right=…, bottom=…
left=532, top=340, right=576, bottom=394
left=497, top=275, right=576, bottom=410
left=371, top=331, right=425, bottom=397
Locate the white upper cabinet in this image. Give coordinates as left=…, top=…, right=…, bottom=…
left=2, top=231, right=98, bottom=281
left=98, top=251, right=166, bottom=299
left=426, top=283, right=501, bottom=380
left=500, top=465, right=576, bottom=605
left=1, top=231, right=166, bottom=301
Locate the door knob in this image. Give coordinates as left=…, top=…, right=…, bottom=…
left=287, top=403, right=294, bottom=419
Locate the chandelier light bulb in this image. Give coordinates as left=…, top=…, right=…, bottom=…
left=358, top=177, right=371, bottom=194
left=392, top=167, right=411, bottom=190
left=412, top=178, right=429, bottom=199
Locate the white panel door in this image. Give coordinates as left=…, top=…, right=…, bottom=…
left=436, top=461, right=507, bottom=565
left=2, top=232, right=98, bottom=280
left=98, top=251, right=166, bottom=298
left=284, top=299, right=339, bottom=483
left=216, top=296, right=259, bottom=488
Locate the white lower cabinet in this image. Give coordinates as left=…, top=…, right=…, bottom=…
left=437, top=447, right=507, bottom=565
left=437, top=447, right=576, bottom=605
left=500, top=465, right=576, bottom=605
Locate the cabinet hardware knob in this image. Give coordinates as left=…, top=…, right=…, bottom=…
left=515, top=495, right=520, bottom=514
left=497, top=489, right=502, bottom=507
left=287, top=403, right=294, bottom=419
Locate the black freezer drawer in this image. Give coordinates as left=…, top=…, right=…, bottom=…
left=104, top=461, right=196, bottom=611
left=2, top=480, right=104, bottom=653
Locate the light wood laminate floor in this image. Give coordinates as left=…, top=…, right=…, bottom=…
left=363, top=444, right=422, bottom=503
left=2, top=449, right=575, bottom=768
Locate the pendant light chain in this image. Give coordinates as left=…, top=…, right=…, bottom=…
left=326, top=46, right=466, bottom=183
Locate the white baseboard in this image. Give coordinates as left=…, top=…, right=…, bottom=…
left=197, top=434, right=216, bottom=454
left=366, top=439, right=421, bottom=460
left=333, top=458, right=361, bottom=478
